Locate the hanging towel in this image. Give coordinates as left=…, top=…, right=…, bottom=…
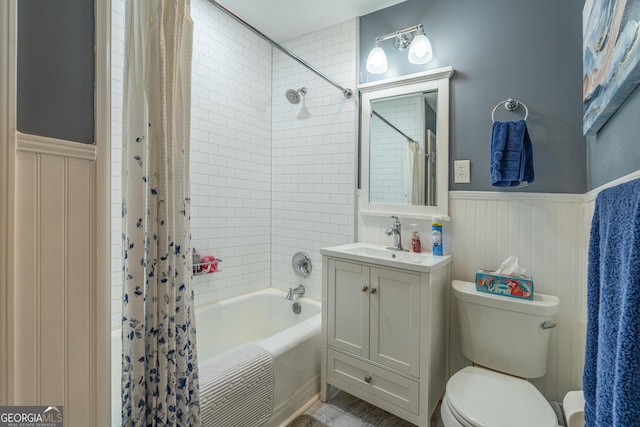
left=584, top=178, right=640, bottom=427
left=490, top=120, right=534, bottom=187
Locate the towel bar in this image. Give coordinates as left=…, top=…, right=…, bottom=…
left=491, top=98, right=529, bottom=122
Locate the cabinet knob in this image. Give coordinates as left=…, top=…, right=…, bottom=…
left=364, top=375, right=372, bottom=383
left=361, top=286, right=369, bottom=292
left=369, top=288, right=377, bottom=294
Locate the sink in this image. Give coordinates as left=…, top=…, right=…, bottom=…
left=320, top=242, right=451, bottom=273
left=346, top=246, right=427, bottom=263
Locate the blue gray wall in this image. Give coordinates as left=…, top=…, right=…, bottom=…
left=360, top=0, right=586, bottom=193
left=586, top=86, right=640, bottom=190
left=17, top=0, right=95, bottom=144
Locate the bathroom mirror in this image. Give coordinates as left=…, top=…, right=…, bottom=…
left=360, top=67, right=453, bottom=219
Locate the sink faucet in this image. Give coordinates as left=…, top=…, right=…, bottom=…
left=286, top=284, right=305, bottom=300
left=385, top=216, right=406, bottom=251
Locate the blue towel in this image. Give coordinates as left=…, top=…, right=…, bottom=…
left=584, top=178, right=640, bottom=426
left=490, top=120, right=534, bottom=187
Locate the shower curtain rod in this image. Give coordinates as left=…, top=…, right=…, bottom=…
left=372, top=110, right=418, bottom=144
left=210, top=0, right=353, bottom=99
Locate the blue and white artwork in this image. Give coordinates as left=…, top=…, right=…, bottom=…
left=583, top=0, right=640, bottom=135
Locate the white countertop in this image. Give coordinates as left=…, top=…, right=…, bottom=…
left=321, top=242, right=452, bottom=273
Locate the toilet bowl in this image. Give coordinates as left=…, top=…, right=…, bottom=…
left=442, top=281, right=561, bottom=427
left=441, top=366, right=557, bottom=427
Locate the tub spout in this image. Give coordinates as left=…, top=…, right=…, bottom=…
left=286, top=284, right=305, bottom=300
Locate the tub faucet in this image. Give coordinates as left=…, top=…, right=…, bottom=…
left=385, top=216, right=406, bottom=251
left=286, top=284, right=305, bottom=300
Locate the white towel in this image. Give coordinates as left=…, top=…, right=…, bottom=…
left=200, top=344, right=274, bottom=427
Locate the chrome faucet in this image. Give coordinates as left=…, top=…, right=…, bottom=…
left=385, top=216, right=406, bottom=251
left=286, top=284, right=305, bottom=300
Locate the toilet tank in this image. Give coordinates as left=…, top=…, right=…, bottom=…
left=453, top=280, right=559, bottom=379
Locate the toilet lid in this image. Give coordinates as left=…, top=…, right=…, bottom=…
left=446, top=366, right=557, bottom=427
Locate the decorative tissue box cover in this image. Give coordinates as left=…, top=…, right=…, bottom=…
left=475, top=270, right=534, bottom=300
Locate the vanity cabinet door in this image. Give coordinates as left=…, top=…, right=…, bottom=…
left=370, top=267, right=421, bottom=377
left=327, top=259, right=370, bottom=358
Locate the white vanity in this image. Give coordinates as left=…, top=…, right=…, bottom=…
left=320, top=242, right=452, bottom=426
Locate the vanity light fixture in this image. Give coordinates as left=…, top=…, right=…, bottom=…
left=366, top=24, right=433, bottom=74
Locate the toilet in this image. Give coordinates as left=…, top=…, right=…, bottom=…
left=441, top=280, right=560, bottom=427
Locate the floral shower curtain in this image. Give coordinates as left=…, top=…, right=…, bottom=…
left=121, top=1, right=200, bottom=425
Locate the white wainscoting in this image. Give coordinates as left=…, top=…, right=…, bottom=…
left=12, top=134, right=98, bottom=423
left=447, top=192, right=587, bottom=402
left=359, top=191, right=587, bottom=401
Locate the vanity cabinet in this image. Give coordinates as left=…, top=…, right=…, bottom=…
left=320, top=248, right=451, bottom=427
left=327, top=260, right=421, bottom=376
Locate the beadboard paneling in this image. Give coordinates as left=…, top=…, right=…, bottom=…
left=448, top=192, right=586, bottom=402
left=359, top=192, right=587, bottom=401
left=13, top=138, right=95, bottom=420
left=66, top=157, right=93, bottom=424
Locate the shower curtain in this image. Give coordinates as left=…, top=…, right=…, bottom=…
left=121, top=1, right=200, bottom=425
left=404, top=142, right=425, bottom=205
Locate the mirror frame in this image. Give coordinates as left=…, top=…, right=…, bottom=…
left=359, top=66, right=454, bottom=220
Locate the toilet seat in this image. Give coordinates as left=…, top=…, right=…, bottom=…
left=441, top=394, right=474, bottom=427
left=443, top=366, right=557, bottom=427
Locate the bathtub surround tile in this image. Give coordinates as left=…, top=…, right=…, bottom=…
left=111, top=0, right=273, bottom=327
left=110, top=0, right=125, bottom=329
left=271, top=19, right=357, bottom=301
left=112, top=1, right=356, bottom=327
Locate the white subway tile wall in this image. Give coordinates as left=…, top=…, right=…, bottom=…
left=271, top=20, right=357, bottom=300
left=188, top=0, right=273, bottom=306
left=112, top=0, right=357, bottom=327
left=111, top=0, right=124, bottom=329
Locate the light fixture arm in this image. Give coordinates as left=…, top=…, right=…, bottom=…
left=375, top=24, right=424, bottom=45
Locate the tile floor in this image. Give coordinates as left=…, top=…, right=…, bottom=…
left=304, top=387, right=443, bottom=427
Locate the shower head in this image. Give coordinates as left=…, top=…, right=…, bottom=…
left=285, top=87, right=307, bottom=104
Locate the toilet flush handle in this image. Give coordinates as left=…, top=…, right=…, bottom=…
left=541, top=321, right=557, bottom=329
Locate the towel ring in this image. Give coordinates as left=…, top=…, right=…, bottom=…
left=491, top=98, right=529, bottom=123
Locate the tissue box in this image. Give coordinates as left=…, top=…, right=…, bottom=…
left=475, top=269, right=534, bottom=300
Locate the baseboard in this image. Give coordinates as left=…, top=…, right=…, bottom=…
left=277, top=393, right=321, bottom=427
left=262, top=374, right=320, bottom=427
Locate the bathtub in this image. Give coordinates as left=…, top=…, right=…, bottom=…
left=111, top=288, right=322, bottom=426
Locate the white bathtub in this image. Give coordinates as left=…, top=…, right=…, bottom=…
left=111, top=288, right=322, bottom=426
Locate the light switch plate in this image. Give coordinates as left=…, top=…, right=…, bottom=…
left=454, top=160, right=471, bottom=183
